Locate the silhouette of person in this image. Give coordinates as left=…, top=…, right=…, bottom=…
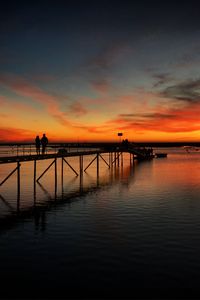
left=41, top=133, right=48, bottom=154
left=35, top=135, right=41, bottom=155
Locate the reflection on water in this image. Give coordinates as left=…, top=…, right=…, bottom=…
left=0, top=153, right=136, bottom=231
left=0, top=149, right=200, bottom=298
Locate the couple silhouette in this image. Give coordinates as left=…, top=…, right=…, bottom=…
left=35, top=133, right=48, bottom=155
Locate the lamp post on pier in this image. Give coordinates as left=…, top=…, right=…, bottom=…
left=117, top=132, right=123, bottom=143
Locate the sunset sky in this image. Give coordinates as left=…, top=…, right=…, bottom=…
left=1, top=0, right=200, bottom=143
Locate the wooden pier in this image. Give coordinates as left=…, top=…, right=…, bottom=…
left=0, top=143, right=154, bottom=192
left=0, top=142, right=156, bottom=226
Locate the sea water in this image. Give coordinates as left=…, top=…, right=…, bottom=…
left=0, top=148, right=200, bottom=298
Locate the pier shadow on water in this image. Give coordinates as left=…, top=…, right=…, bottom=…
left=0, top=157, right=137, bottom=234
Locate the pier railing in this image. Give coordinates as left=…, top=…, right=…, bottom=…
left=0, top=143, right=101, bottom=157
left=0, top=142, right=154, bottom=159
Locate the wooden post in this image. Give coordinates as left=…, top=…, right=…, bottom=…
left=80, top=155, right=83, bottom=176
left=17, top=162, right=20, bottom=213
left=117, top=152, right=120, bottom=168
left=61, top=158, right=64, bottom=199
left=61, top=157, right=64, bottom=184
left=109, top=152, right=111, bottom=168
left=111, top=152, right=113, bottom=170
left=97, top=153, right=99, bottom=186
left=97, top=152, right=99, bottom=173
left=34, top=160, right=36, bottom=183
left=80, top=155, right=83, bottom=191
left=17, top=162, right=20, bottom=195
left=34, top=160, right=36, bottom=204
left=55, top=158, right=57, bottom=199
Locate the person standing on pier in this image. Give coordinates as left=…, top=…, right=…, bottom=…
left=35, top=135, right=41, bottom=155
left=41, top=133, right=48, bottom=155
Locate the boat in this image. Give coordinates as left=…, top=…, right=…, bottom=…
left=155, top=153, right=167, bottom=158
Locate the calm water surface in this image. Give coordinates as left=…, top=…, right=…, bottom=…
left=0, top=148, right=200, bottom=298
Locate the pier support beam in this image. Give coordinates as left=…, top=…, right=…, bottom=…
left=84, top=153, right=110, bottom=172
left=0, top=163, right=20, bottom=187
left=17, top=161, right=20, bottom=191
left=121, top=152, right=123, bottom=167
left=79, top=155, right=83, bottom=176
left=33, top=160, right=36, bottom=202
left=80, top=155, right=83, bottom=190
left=55, top=157, right=57, bottom=198
left=97, top=153, right=99, bottom=174
left=61, top=157, right=64, bottom=185
left=117, top=152, right=119, bottom=168
left=17, top=162, right=20, bottom=213
left=0, top=162, right=21, bottom=210
left=99, top=154, right=110, bottom=168
left=110, top=152, right=113, bottom=170
left=84, top=155, right=97, bottom=172
left=37, top=159, right=56, bottom=182
left=112, top=152, right=122, bottom=166
left=0, top=194, right=14, bottom=212
left=63, top=158, right=79, bottom=176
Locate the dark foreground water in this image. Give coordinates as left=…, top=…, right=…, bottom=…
left=0, top=148, right=200, bottom=299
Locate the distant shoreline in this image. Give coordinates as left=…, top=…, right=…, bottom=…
left=0, top=142, right=200, bottom=147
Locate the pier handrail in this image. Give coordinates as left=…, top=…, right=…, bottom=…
left=0, top=143, right=103, bottom=158
left=0, top=142, right=154, bottom=161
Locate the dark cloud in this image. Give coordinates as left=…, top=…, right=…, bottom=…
left=161, top=79, right=200, bottom=103
left=68, top=102, right=88, bottom=117
left=78, top=43, right=131, bottom=91
left=90, top=79, right=111, bottom=93
left=87, top=43, right=131, bottom=73
left=119, top=113, right=176, bottom=119
left=152, top=73, right=173, bottom=88
left=173, top=44, right=200, bottom=68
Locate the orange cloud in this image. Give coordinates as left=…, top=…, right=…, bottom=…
left=1, top=74, right=200, bottom=142
left=0, top=74, right=72, bottom=127
left=106, top=103, right=200, bottom=133
left=0, top=127, right=36, bottom=142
